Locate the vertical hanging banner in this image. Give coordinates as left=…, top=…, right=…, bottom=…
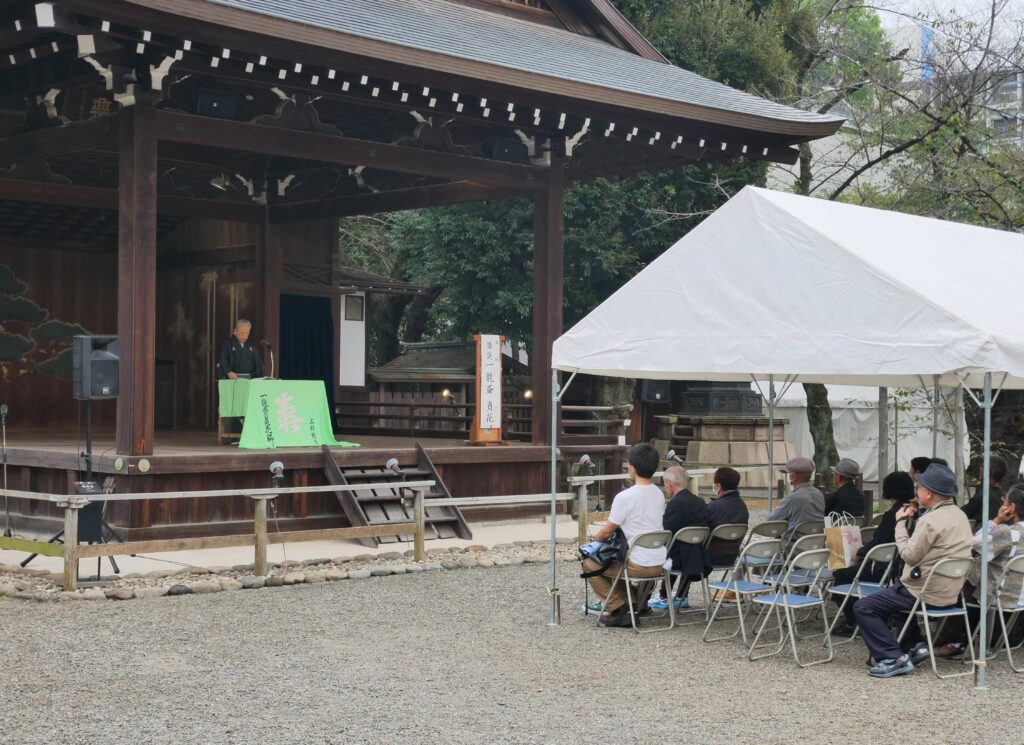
left=470, top=333, right=509, bottom=446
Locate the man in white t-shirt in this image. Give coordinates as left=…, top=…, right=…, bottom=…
left=582, top=443, right=668, bottom=628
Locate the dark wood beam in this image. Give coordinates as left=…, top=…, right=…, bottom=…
left=531, top=157, right=565, bottom=446
left=155, top=110, right=548, bottom=190
left=0, top=178, right=259, bottom=220
left=117, top=104, right=158, bottom=456
left=0, top=113, right=118, bottom=167
left=270, top=181, right=527, bottom=222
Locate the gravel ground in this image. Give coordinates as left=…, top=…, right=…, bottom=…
left=0, top=560, right=1017, bottom=745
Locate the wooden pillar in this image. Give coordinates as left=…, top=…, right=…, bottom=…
left=531, top=156, right=564, bottom=445
left=116, top=104, right=158, bottom=456
left=256, top=208, right=281, bottom=373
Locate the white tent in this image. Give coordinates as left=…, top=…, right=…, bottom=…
left=552, top=186, right=1024, bottom=388
left=548, top=186, right=1024, bottom=687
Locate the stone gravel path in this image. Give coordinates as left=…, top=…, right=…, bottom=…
left=0, top=561, right=1014, bottom=745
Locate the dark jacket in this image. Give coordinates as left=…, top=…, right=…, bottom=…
left=826, top=481, right=865, bottom=517
left=961, top=485, right=1004, bottom=523
left=662, top=487, right=709, bottom=578
left=706, top=490, right=749, bottom=566
left=218, top=335, right=265, bottom=379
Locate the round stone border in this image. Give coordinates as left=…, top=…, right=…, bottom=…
left=0, top=538, right=580, bottom=604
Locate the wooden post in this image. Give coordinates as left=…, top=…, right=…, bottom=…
left=116, top=104, right=158, bottom=455
left=62, top=503, right=79, bottom=591
left=257, top=208, right=281, bottom=371
left=413, top=489, right=425, bottom=563
left=576, top=481, right=589, bottom=545
left=253, top=497, right=269, bottom=576
left=531, top=154, right=565, bottom=445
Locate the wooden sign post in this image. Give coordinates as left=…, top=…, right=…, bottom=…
left=469, top=333, right=509, bottom=446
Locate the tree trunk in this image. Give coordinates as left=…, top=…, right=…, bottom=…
left=804, top=382, right=839, bottom=474
left=592, top=375, right=635, bottom=408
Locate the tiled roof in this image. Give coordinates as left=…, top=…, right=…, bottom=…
left=195, top=0, right=842, bottom=135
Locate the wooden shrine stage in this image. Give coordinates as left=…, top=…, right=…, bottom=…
left=3, top=429, right=623, bottom=540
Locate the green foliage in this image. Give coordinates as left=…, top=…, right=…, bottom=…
left=0, top=265, right=26, bottom=295
left=30, top=320, right=87, bottom=344
left=36, top=348, right=73, bottom=379
left=0, top=293, right=46, bottom=323
left=0, top=331, right=33, bottom=362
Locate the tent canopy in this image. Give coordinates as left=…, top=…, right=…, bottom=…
left=552, top=186, right=1024, bottom=389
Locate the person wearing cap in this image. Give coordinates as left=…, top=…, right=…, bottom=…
left=853, top=463, right=973, bottom=678
left=766, top=456, right=825, bottom=542
left=825, top=457, right=865, bottom=517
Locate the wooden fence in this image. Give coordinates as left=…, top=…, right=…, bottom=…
left=0, top=482, right=575, bottom=592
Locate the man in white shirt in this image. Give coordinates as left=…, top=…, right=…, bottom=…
left=582, top=443, right=668, bottom=628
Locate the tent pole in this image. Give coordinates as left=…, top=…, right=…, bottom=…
left=932, top=375, right=940, bottom=458
left=976, top=372, right=992, bottom=690
left=878, top=387, right=888, bottom=512
left=954, top=387, right=965, bottom=502
left=548, top=368, right=576, bottom=626
left=767, top=375, right=775, bottom=511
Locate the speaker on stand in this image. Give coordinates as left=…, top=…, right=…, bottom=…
left=21, top=335, right=125, bottom=580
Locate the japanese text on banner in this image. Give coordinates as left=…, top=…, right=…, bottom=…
left=480, top=334, right=502, bottom=430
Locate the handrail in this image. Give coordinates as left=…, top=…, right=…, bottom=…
left=568, top=466, right=761, bottom=486
left=0, top=480, right=438, bottom=504
left=0, top=482, right=578, bottom=592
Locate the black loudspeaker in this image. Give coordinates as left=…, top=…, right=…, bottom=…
left=639, top=379, right=670, bottom=403
left=73, top=335, right=120, bottom=400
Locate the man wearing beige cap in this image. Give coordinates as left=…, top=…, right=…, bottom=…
left=826, top=457, right=865, bottom=517
left=767, top=456, right=825, bottom=541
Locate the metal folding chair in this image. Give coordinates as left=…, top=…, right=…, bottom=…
left=740, top=520, right=788, bottom=577
left=795, top=520, right=825, bottom=536
left=748, top=548, right=834, bottom=667
left=968, top=553, right=1024, bottom=672
left=760, top=533, right=827, bottom=587
left=663, top=525, right=711, bottom=628
left=594, top=529, right=674, bottom=634
left=869, top=512, right=885, bottom=526
left=704, top=522, right=749, bottom=578
left=825, top=542, right=897, bottom=644
left=703, top=539, right=783, bottom=646
left=859, top=525, right=877, bottom=545
left=896, top=557, right=977, bottom=680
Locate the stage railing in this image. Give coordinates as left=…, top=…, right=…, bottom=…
left=0, top=483, right=575, bottom=592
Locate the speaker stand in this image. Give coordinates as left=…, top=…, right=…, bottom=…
left=20, top=401, right=124, bottom=579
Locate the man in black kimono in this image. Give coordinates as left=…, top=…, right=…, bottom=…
left=218, top=319, right=265, bottom=379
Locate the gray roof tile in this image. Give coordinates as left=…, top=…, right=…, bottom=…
left=205, top=0, right=841, bottom=130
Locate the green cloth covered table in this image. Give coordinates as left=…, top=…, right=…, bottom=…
left=217, top=379, right=358, bottom=450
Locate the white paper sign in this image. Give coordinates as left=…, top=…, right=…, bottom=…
left=479, top=334, right=502, bottom=430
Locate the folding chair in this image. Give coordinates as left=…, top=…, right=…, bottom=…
left=825, top=542, right=897, bottom=644
left=704, top=522, right=749, bottom=579
left=663, top=526, right=711, bottom=628
left=740, top=520, right=788, bottom=576
left=761, top=533, right=827, bottom=587
left=748, top=548, right=834, bottom=667
left=859, top=525, right=877, bottom=545
left=703, top=539, right=783, bottom=645
left=795, top=520, right=825, bottom=536
left=969, top=554, right=1024, bottom=672
left=869, top=512, right=885, bottom=526
left=594, top=530, right=674, bottom=634
left=896, top=557, right=977, bottom=680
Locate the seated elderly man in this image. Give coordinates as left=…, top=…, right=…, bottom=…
left=826, top=457, right=865, bottom=517
left=932, top=482, right=1024, bottom=657
left=582, top=443, right=668, bottom=628
left=649, top=465, right=708, bottom=611
left=853, top=463, right=973, bottom=677
left=766, top=456, right=824, bottom=543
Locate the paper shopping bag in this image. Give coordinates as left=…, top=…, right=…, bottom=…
left=825, top=524, right=863, bottom=570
